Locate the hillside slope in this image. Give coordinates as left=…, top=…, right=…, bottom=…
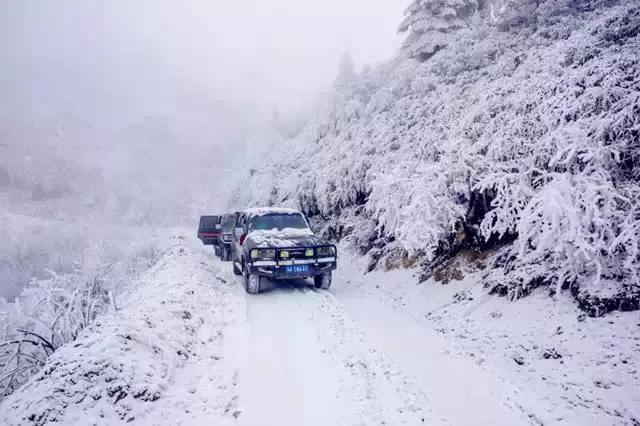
left=0, top=239, right=245, bottom=424
left=238, top=0, right=640, bottom=314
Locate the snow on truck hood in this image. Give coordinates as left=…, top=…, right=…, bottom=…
left=247, top=227, right=318, bottom=247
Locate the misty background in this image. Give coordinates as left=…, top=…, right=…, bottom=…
left=0, top=0, right=407, bottom=299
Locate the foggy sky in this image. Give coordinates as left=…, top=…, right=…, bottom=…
left=1, top=0, right=406, bottom=115
left=0, top=0, right=407, bottom=225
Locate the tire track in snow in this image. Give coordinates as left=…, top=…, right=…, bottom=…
left=306, top=288, right=444, bottom=426
left=236, top=283, right=342, bottom=426
left=333, top=264, right=534, bottom=426
left=236, top=279, right=442, bottom=426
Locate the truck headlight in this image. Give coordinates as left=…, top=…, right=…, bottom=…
left=305, top=248, right=314, bottom=257
left=251, top=249, right=276, bottom=260
left=316, top=246, right=335, bottom=257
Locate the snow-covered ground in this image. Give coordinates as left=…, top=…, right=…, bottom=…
left=335, top=249, right=640, bottom=425
left=2, top=234, right=638, bottom=425
left=0, top=235, right=244, bottom=425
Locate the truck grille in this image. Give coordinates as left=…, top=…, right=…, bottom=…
left=278, top=248, right=308, bottom=259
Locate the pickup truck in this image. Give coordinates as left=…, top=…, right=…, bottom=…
left=230, top=207, right=337, bottom=294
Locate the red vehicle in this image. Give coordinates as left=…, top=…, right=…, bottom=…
left=197, top=215, right=222, bottom=254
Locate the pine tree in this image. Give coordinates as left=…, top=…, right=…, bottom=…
left=399, top=0, right=481, bottom=61
left=335, top=51, right=355, bottom=87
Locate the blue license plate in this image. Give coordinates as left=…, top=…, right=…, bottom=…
left=285, top=265, right=309, bottom=274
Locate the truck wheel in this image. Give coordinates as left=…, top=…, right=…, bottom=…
left=222, top=246, right=230, bottom=262
left=243, top=265, right=261, bottom=294
left=233, top=261, right=242, bottom=276
left=314, top=272, right=332, bottom=290
left=214, top=245, right=221, bottom=257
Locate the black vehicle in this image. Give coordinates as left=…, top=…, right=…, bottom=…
left=218, top=213, right=237, bottom=262
left=197, top=215, right=222, bottom=255
left=231, top=208, right=337, bottom=294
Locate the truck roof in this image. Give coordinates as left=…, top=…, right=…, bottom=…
left=242, top=207, right=301, bottom=216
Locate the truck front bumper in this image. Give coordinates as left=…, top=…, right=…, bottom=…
left=247, top=258, right=337, bottom=279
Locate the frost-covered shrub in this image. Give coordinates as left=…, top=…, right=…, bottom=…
left=0, top=239, right=160, bottom=400
left=0, top=271, right=110, bottom=398
left=240, top=0, right=639, bottom=313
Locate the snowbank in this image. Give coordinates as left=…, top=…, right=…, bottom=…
left=0, top=240, right=244, bottom=425
left=0, top=216, right=165, bottom=399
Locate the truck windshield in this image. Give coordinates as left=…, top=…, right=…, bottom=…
left=250, top=214, right=309, bottom=232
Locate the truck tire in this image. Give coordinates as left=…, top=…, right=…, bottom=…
left=243, top=264, right=262, bottom=294
left=214, top=245, right=221, bottom=257
left=314, top=271, right=332, bottom=290
left=233, top=261, right=242, bottom=276
left=222, top=246, right=230, bottom=262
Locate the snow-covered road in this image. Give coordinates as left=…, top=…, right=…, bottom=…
left=238, top=285, right=342, bottom=425
left=237, top=279, right=530, bottom=426
left=223, top=246, right=530, bottom=426
left=336, top=284, right=522, bottom=425
left=237, top=280, right=439, bottom=425
left=2, top=235, right=637, bottom=425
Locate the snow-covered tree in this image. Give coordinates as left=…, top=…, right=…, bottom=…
left=399, top=0, right=482, bottom=61
left=242, top=0, right=640, bottom=316
left=336, top=51, right=356, bottom=85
